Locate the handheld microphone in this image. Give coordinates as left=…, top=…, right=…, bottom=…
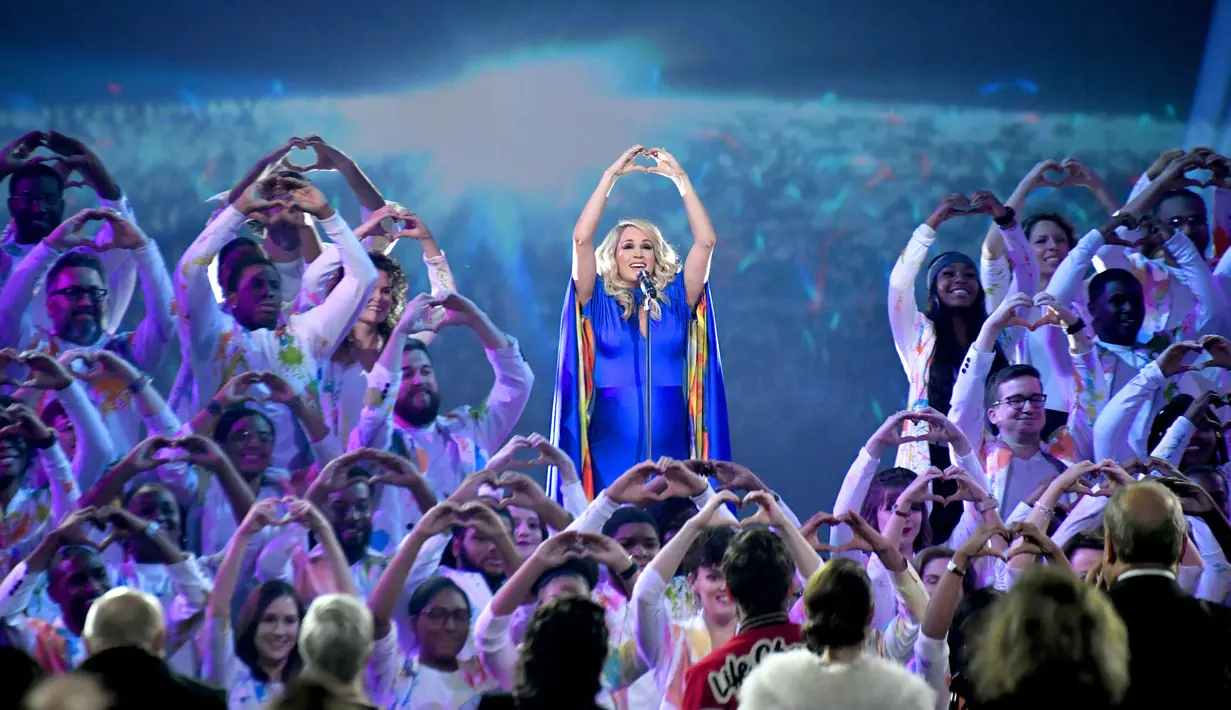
left=637, top=269, right=658, bottom=299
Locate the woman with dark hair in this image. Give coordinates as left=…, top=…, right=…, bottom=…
left=739, top=558, right=934, bottom=710
left=831, top=411, right=972, bottom=632
left=981, top=158, right=1119, bottom=430
left=366, top=501, right=505, bottom=709
left=888, top=192, right=1013, bottom=539
left=186, top=370, right=337, bottom=558
left=310, top=205, right=458, bottom=448
left=476, top=596, right=611, bottom=710
left=205, top=497, right=354, bottom=710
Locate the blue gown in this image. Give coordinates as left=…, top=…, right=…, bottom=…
left=549, top=272, right=731, bottom=500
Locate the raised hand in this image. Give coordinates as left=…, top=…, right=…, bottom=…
left=0, top=403, right=56, bottom=448
left=59, top=347, right=138, bottom=386
left=120, top=435, right=176, bottom=472
left=839, top=511, right=905, bottom=570
left=0, top=131, right=46, bottom=175
left=233, top=177, right=291, bottom=217
left=486, top=435, right=546, bottom=473
left=493, top=471, right=549, bottom=510
left=213, top=371, right=265, bottom=409
left=911, top=407, right=972, bottom=453
left=866, top=410, right=929, bottom=454
left=90, top=209, right=148, bottom=252
left=737, top=490, right=783, bottom=528
left=605, top=145, right=648, bottom=178
left=956, top=524, right=1011, bottom=562
left=175, top=435, right=230, bottom=470
left=239, top=499, right=281, bottom=536
left=10, top=350, right=73, bottom=391
left=429, top=291, right=481, bottom=330
left=1024, top=158, right=1066, bottom=188
left=691, top=490, right=740, bottom=528
left=987, top=292, right=1037, bottom=332
left=1005, top=522, right=1071, bottom=572
left=1156, top=477, right=1221, bottom=517
left=1200, top=335, right=1231, bottom=371
left=534, top=530, right=588, bottom=566
left=257, top=372, right=299, bottom=405
left=925, top=193, right=974, bottom=230
left=1156, top=341, right=1204, bottom=378
left=655, top=457, right=708, bottom=498
left=894, top=467, right=947, bottom=509
left=968, top=190, right=1010, bottom=221
left=710, top=460, right=767, bottom=493
left=275, top=176, right=334, bottom=219
left=940, top=466, right=993, bottom=506
left=1097, top=211, right=1142, bottom=247
left=283, top=135, right=348, bottom=173
left=645, top=147, right=686, bottom=182
left=415, top=502, right=462, bottom=538
left=447, top=469, right=501, bottom=505
left=457, top=501, right=507, bottom=539
left=799, top=511, right=842, bottom=553
left=607, top=461, right=668, bottom=507
left=1059, top=157, right=1103, bottom=190
left=1031, top=293, right=1079, bottom=331
left=43, top=209, right=109, bottom=252
left=576, top=532, right=634, bottom=569
left=391, top=209, right=434, bottom=241
left=363, top=450, right=427, bottom=490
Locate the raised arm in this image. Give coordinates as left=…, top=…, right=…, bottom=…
left=94, top=212, right=176, bottom=371
left=1157, top=223, right=1226, bottom=336
left=573, top=145, right=647, bottom=305
left=430, top=292, right=534, bottom=453
left=644, top=148, right=715, bottom=308
left=368, top=504, right=459, bottom=637
left=174, top=195, right=265, bottom=358
left=889, top=195, right=971, bottom=371
left=290, top=137, right=385, bottom=212
left=982, top=161, right=1060, bottom=262
left=280, top=177, right=378, bottom=362
left=0, top=209, right=101, bottom=347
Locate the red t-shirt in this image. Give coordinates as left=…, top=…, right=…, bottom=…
left=680, top=617, right=802, bottom=710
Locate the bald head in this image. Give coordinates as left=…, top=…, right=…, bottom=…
left=24, top=674, right=111, bottom=710
left=82, top=587, right=166, bottom=657
left=1104, top=480, right=1186, bottom=567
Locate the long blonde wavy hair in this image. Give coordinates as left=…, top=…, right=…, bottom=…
left=594, top=218, right=682, bottom=321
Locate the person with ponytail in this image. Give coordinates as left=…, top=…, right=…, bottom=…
left=738, top=558, right=935, bottom=710
left=888, top=192, right=1014, bottom=540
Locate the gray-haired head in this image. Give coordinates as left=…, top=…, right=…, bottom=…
left=299, top=594, right=374, bottom=685
left=1103, top=480, right=1186, bottom=569
left=82, top=587, right=165, bottom=657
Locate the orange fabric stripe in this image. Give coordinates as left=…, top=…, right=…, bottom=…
left=577, top=296, right=596, bottom=500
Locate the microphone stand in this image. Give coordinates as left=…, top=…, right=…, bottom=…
left=638, top=271, right=655, bottom=461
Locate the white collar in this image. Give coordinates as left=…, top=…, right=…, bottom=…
left=1116, top=568, right=1176, bottom=582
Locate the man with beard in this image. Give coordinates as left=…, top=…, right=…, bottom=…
left=175, top=174, right=377, bottom=470
left=0, top=205, right=176, bottom=455
left=0, top=504, right=209, bottom=672
left=1, top=131, right=140, bottom=336
left=350, top=290, right=534, bottom=514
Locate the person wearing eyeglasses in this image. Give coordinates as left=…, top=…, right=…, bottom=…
left=0, top=205, right=176, bottom=458
left=942, top=290, right=1106, bottom=547
left=0, top=131, right=140, bottom=338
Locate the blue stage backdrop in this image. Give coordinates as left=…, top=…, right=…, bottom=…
left=0, top=0, right=1221, bottom=515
